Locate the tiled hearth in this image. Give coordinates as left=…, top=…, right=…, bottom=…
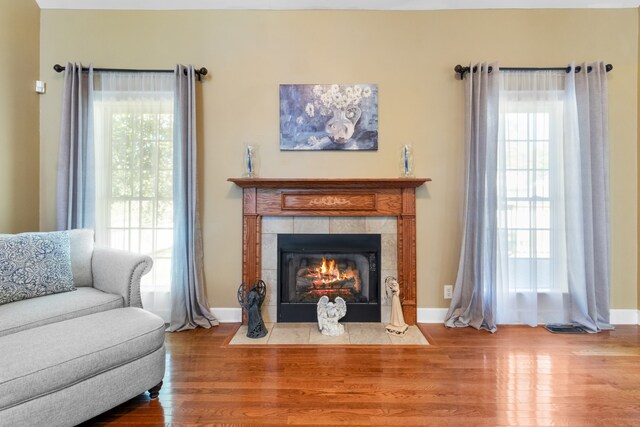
left=229, top=323, right=429, bottom=346
left=260, top=216, right=398, bottom=323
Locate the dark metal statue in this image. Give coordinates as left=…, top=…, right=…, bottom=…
left=237, top=280, right=268, bottom=338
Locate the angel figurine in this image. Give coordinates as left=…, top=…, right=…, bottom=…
left=237, top=280, right=268, bottom=338
left=317, top=296, right=347, bottom=336
left=385, top=276, right=408, bottom=336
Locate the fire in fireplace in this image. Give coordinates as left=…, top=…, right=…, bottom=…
left=278, top=234, right=381, bottom=322
left=290, top=255, right=367, bottom=303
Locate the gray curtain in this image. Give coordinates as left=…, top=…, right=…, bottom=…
left=564, top=62, right=613, bottom=332
left=444, top=64, right=500, bottom=333
left=168, top=65, right=219, bottom=332
left=56, top=63, right=95, bottom=230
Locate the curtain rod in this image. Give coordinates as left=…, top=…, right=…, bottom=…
left=454, top=64, right=613, bottom=79
left=53, top=64, right=208, bottom=80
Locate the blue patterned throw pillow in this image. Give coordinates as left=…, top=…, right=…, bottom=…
left=0, top=231, right=76, bottom=305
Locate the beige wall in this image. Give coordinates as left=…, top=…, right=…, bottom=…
left=0, top=0, right=40, bottom=233
left=39, top=9, right=638, bottom=310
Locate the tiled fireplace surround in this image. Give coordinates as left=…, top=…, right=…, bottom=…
left=228, top=178, right=429, bottom=325
left=260, top=216, right=398, bottom=323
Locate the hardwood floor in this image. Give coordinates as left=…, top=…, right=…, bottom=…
left=84, top=323, right=640, bottom=426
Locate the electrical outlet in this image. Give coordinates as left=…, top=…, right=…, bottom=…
left=444, top=285, right=453, bottom=299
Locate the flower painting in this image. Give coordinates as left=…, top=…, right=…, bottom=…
left=280, top=84, right=378, bottom=151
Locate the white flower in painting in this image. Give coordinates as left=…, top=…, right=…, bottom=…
left=320, top=92, right=332, bottom=107
left=300, top=83, right=375, bottom=144
left=305, top=103, right=315, bottom=117
left=296, top=116, right=304, bottom=124
left=335, top=97, right=347, bottom=110
left=344, top=92, right=355, bottom=105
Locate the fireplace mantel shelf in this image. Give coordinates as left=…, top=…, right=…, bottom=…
left=229, top=177, right=430, bottom=325
left=228, top=177, right=431, bottom=189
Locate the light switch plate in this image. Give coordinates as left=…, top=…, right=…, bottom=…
left=35, top=80, right=46, bottom=94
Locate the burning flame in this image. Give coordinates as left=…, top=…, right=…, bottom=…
left=309, top=257, right=360, bottom=293
left=320, top=258, right=338, bottom=277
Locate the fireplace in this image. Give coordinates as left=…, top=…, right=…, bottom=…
left=278, top=234, right=381, bottom=322
left=228, top=178, right=430, bottom=325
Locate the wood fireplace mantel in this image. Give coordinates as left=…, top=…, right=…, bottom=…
left=228, top=177, right=431, bottom=325
left=228, top=177, right=429, bottom=189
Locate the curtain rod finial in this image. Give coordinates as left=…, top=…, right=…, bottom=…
left=53, top=64, right=65, bottom=73
left=454, top=64, right=470, bottom=79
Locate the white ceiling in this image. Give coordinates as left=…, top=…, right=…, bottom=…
left=34, top=0, right=640, bottom=11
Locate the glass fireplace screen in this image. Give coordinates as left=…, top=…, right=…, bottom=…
left=277, top=233, right=381, bottom=322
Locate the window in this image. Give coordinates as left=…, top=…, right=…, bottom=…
left=496, top=71, right=569, bottom=325
left=93, top=72, right=175, bottom=317
left=499, top=103, right=563, bottom=292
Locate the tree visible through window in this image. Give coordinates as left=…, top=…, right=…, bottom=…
left=93, top=72, right=175, bottom=298
left=107, top=110, right=173, bottom=291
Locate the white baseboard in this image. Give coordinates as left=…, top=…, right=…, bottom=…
left=609, top=309, right=638, bottom=325
left=211, top=307, right=640, bottom=325
left=211, top=307, right=242, bottom=323
left=417, top=308, right=448, bottom=323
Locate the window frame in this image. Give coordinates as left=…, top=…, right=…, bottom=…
left=498, top=92, right=567, bottom=294
left=93, top=90, right=174, bottom=292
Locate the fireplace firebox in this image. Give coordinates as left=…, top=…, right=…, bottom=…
left=277, top=234, right=381, bottom=322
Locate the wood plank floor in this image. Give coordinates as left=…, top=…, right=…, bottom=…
left=83, top=323, right=640, bottom=426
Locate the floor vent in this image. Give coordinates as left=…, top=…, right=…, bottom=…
left=544, top=323, right=588, bottom=334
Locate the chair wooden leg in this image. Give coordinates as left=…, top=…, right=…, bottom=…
left=148, top=381, right=163, bottom=399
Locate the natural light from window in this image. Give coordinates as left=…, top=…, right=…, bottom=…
left=498, top=98, right=565, bottom=293
left=94, top=91, right=174, bottom=293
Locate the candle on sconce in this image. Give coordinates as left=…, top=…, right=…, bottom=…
left=243, top=144, right=258, bottom=178
left=400, top=144, right=414, bottom=177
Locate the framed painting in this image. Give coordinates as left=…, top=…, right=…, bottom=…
left=279, top=84, right=378, bottom=151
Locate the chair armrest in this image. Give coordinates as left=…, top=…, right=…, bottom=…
left=91, top=247, right=153, bottom=308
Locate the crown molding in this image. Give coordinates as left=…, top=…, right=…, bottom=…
left=34, top=0, right=640, bottom=11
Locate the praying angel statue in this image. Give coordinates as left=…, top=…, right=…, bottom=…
left=317, top=296, right=347, bottom=336
left=385, top=276, right=408, bottom=336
